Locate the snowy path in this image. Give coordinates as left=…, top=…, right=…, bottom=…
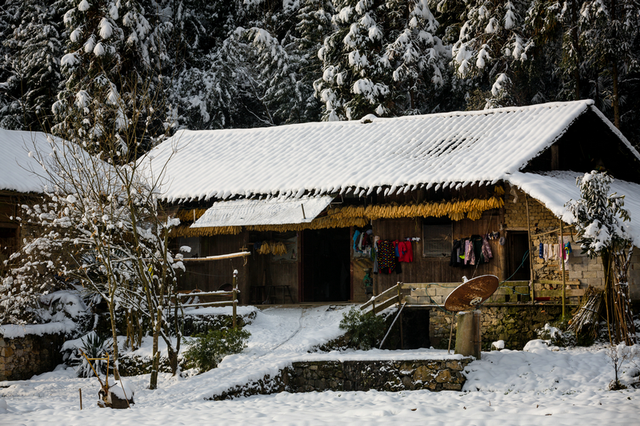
left=1, top=306, right=639, bottom=425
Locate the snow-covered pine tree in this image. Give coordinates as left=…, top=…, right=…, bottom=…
left=566, top=171, right=636, bottom=345
left=1, top=1, right=65, bottom=131
left=384, top=0, right=448, bottom=114
left=53, top=0, right=170, bottom=159
left=316, top=0, right=391, bottom=120
left=444, top=0, right=533, bottom=108
left=525, top=0, right=584, bottom=102
left=578, top=0, right=640, bottom=129
left=316, top=0, right=447, bottom=121
left=295, top=0, right=334, bottom=121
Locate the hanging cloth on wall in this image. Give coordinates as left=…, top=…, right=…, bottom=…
left=377, top=240, right=396, bottom=274
left=481, top=236, right=493, bottom=261
left=464, top=239, right=476, bottom=265
left=395, top=240, right=413, bottom=263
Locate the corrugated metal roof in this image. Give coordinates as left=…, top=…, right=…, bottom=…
left=143, top=100, right=639, bottom=202
left=191, top=195, right=334, bottom=228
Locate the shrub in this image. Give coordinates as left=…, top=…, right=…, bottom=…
left=182, top=327, right=250, bottom=373
left=339, top=307, right=387, bottom=350
left=77, top=332, right=110, bottom=378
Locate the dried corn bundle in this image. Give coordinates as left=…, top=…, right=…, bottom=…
left=258, top=241, right=271, bottom=255
left=448, top=211, right=465, bottom=221
left=272, top=242, right=288, bottom=255
left=467, top=210, right=483, bottom=220
left=176, top=208, right=207, bottom=223
left=174, top=195, right=504, bottom=235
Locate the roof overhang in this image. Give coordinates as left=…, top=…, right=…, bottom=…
left=507, top=171, right=640, bottom=243
left=190, top=195, right=334, bottom=228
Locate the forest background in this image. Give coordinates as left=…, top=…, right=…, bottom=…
left=1, top=0, right=640, bottom=152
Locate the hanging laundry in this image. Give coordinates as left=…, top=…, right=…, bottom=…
left=481, top=237, right=493, bottom=261
left=472, top=236, right=484, bottom=264
left=353, top=230, right=361, bottom=252
left=396, top=240, right=413, bottom=263
left=538, top=243, right=544, bottom=259
left=377, top=240, right=396, bottom=274
left=465, top=239, right=476, bottom=265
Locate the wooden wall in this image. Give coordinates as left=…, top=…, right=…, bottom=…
left=367, top=212, right=505, bottom=300
left=176, top=233, right=252, bottom=303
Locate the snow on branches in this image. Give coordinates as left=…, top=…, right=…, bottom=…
left=566, top=170, right=635, bottom=345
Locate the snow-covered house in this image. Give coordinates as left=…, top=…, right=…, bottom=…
left=0, top=129, right=54, bottom=271
left=145, top=100, right=640, bottom=306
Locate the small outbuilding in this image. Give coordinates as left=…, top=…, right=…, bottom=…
left=0, top=129, right=55, bottom=273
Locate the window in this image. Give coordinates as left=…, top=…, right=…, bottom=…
left=423, top=219, right=452, bottom=258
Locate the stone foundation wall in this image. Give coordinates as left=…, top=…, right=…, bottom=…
left=211, top=358, right=472, bottom=400
left=289, top=359, right=471, bottom=392
left=0, top=333, right=66, bottom=381
left=428, top=304, right=563, bottom=351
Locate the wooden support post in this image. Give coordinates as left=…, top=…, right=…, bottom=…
left=232, top=269, right=238, bottom=329
left=525, top=194, right=535, bottom=302
left=560, top=220, right=566, bottom=318
left=397, top=283, right=403, bottom=348
left=447, top=311, right=455, bottom=354
left=79, top=388, right=82, bottom=410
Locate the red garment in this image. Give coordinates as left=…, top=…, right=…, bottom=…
left=395, top=240, right=413, bottom=262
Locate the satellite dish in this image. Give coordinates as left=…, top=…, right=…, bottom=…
left=444, top=275, right=499, bottom=312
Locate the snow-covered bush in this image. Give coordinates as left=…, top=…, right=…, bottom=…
left=536, top=322, right=576, bottom=348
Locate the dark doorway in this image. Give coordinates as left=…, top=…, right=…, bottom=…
left=301, top=228, right=351, bottom=302
left=401, top=309, right=431, bottom=349
left=506, top=231, right=530, bottom=281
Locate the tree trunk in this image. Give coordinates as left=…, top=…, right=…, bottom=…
left=571, top=0, right=581, bottom=99
left=611, top=0, right=620, bottom=129
left=150, top=318, right=160, bottom=389
left=108, top=302, right=121, bottom=381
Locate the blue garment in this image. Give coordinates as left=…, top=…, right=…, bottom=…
left=353, top=230, right=361, bottom=252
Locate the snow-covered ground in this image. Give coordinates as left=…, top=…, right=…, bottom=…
left=1, top=305, right=639, bottom=425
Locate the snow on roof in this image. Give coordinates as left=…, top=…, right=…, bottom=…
left=0, top=129, right=53, bottom=193
left=508, top=171, right=640, bottom=243
left=146, top=100, right=600, bottom=202
left=192, top=195, right=334, bottom=228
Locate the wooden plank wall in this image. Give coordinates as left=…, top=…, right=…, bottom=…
left=177, top=233, right=251, bottom=303
left=369, top=212, right=504, bottom=298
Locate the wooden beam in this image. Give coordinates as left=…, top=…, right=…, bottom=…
left=182, top=251, right=250, bottom=262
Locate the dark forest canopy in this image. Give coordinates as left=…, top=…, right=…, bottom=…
left=1, top=0, right=640, bottom=152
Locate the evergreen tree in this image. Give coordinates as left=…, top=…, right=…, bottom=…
left=53, top=0, right=170, bottom=159
left=316, top=0, right=446, bottom=121
left=1, top=1, right=64, bottom=131
left=443, top=0, right=533, bottom=108
left=578, top=0, right=640, bottom=128
left=295, top=0, right=334, bottom=121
